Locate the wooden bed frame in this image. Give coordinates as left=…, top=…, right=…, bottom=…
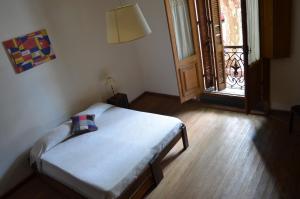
left=36, top=124, right=189, bottom=199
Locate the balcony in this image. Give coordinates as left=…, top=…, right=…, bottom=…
left=223, top=46, right=245, bottom=95
left=219, top=0, right=245, bottom=96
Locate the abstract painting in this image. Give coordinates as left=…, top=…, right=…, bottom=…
left=3, top=29, right=56, bottom=73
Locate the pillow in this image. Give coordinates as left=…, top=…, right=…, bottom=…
left=71, top=114, right=98, bottom=135
left=30, top=121, right=72, bottom=170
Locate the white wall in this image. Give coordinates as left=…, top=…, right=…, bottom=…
left=135, top=0, right=179, bottom=96
left=0, top=0, right=143, bottom=196
left=270, top=0, right=300, bottom=110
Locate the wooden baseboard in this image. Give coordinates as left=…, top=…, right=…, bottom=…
left=269, top=109, right=290, bottom=119
left=130, top=92, right=148, bottom=105
left=143, top=91, right=180, bottom=99
left=130, top=91, right=180, bottom=106
left=131, top=91, right=286, bottom=117
left=270, top=109, right=290, bottom=115
left=2, top=174, right=35, bottom=198
left=249, top=110, right=268, bottom=116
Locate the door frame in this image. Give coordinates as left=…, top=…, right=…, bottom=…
left=241, top=0, right=250, bottom=113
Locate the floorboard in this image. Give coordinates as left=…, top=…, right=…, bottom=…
left=4, top=93, right=300, bottom=199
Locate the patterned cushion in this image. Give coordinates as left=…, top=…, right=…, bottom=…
left=71, top=114, right=98, bottom=135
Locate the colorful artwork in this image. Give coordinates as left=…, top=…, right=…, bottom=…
left=3, top=29, right=56, bottom=73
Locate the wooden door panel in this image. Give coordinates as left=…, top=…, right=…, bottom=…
left=247, top=61, right=261, bottom=106
left=179, top=62, right=201, bottom=98
left=197, top=0, right=215, bottom=89
left=243, top=0, right=270, bottom=114
left=209, top=0, right=226, bottom=90
left=215, top=48, right=226, bottom=86
left=246, top=60, right=262, bottom=113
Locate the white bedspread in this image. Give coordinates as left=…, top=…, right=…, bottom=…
left=37, top=105, right=182, bottom=199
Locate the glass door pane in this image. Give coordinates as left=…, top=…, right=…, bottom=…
left=170, top=0, right=195, bottom=60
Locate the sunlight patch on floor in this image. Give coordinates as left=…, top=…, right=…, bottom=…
left=213, top=88, right=245, bottom=96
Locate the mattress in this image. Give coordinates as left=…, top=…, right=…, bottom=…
left=35, top=105, right=183, bottom=199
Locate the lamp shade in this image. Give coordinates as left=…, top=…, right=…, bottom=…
left=106, top=4, right=152, bottom=44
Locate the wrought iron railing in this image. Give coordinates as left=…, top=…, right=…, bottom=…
left=224, top=46, right=245, bottom=89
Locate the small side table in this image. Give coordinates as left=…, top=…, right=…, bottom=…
left=107, top=93, right=129, bottom=108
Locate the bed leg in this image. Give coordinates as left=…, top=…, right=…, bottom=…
left=181, top=124, right=189, bottom=150
left=149, top=156, right=164, bottom=186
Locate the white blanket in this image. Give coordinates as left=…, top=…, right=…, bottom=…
left=33, top=104, right=183, bottom=199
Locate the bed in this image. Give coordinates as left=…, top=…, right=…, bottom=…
left=30, top=103, right=188, bottom=199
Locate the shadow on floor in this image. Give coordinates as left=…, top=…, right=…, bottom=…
left=253, top=113, right=300, bottom=199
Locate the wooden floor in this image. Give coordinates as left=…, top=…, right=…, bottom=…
left=5, top=94, right=300, bottom=199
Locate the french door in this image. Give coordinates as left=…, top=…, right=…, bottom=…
left=165, top=0, right=227, bottom=103
left=165, top=0, right=269, bottom=113
left=164, top=0, right=204, bottom=103
left=205, top=0, right=226, bottom=91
